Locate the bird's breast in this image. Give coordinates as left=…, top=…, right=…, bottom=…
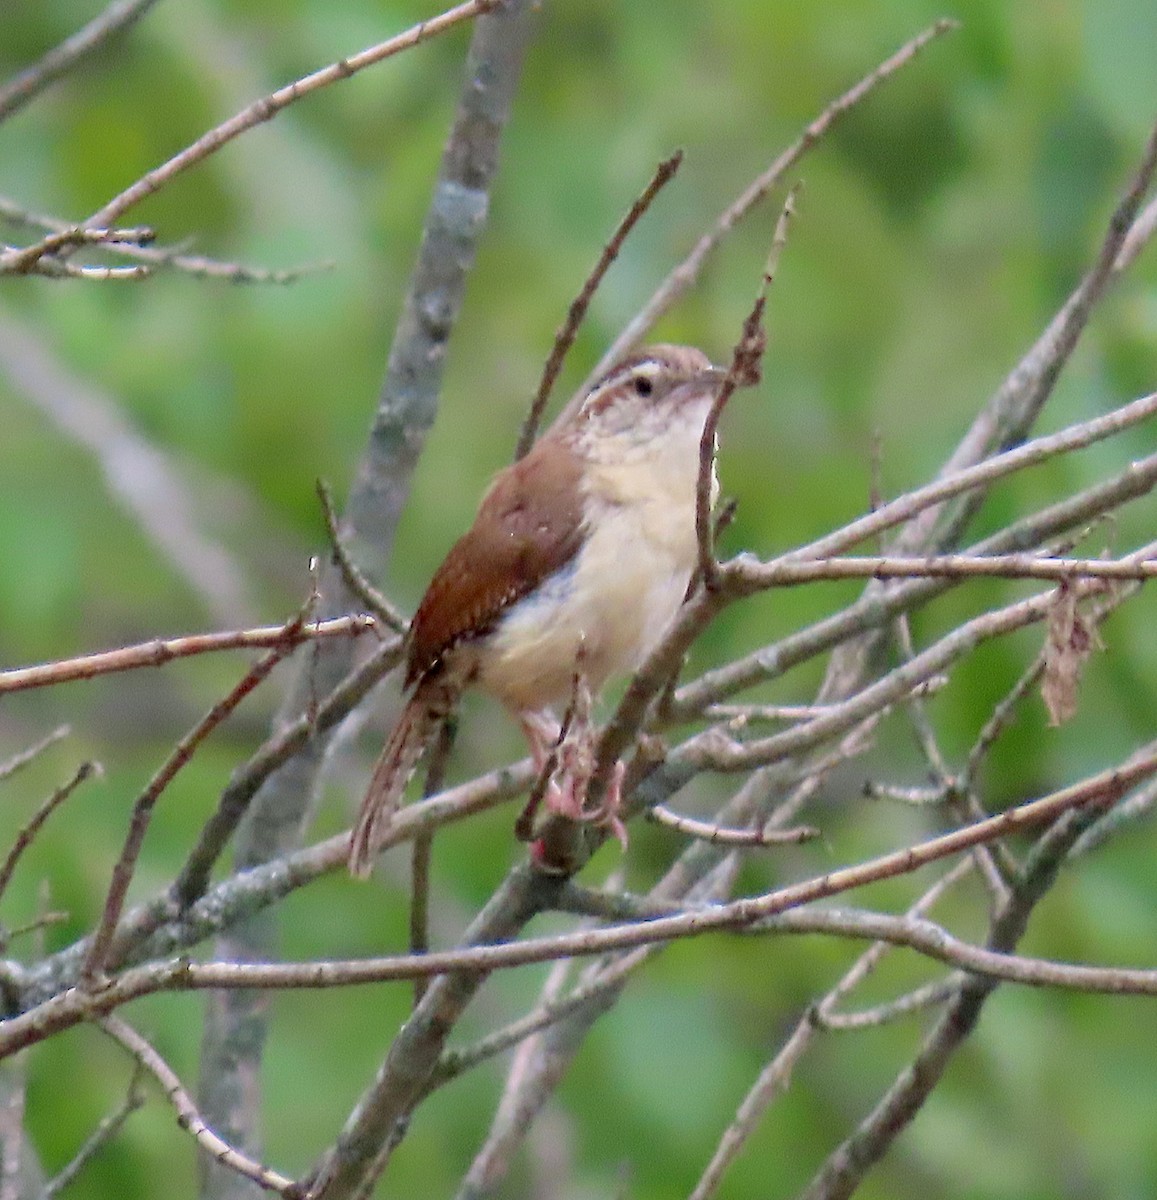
left=476, top=482, right=698, bottom=714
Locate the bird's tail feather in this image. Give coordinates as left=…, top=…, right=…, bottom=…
left=348, top=673, right=458, bottom=878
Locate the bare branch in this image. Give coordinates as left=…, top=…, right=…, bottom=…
left=688, top=861, right=973, bottom=1200
left=98, top=1016, right=298, bottom=1196
left=796, top=792, right=1112, bottom=1200
left=693, top=190, right=792, bottom=588
left=82, top=601, right=319, bottom=982
left=8, top=748, right=1157, bottom=1058
left=813, top=979, right=957, bottom=1031
left=0, top=0, right=163, bottom=123
left=727, top=547, right=1157, bottom=589
left=43, top=1066, right=146, bottom=1199
left=0, top=615, right=375, bottom=696
left=597, top=19, right=959, bottom=371
left=759, top=390, right=1157, bottom=571
left=893, top=118, right=1157, bottom=562
left=0, top=726, right=70, bottom=782
left=21, top=749, right=526, bottom=1005
left=0, top=761, right=99, bottom=905
left=315, top=481, right=407, bottom=633
left=0, top=194, right=331, bottom=282
left=673, top=582, right=1103, bottom=775
left=671, top=450, right=1157, bottom=719
left=646, top=806, right=817, bottom=847
left=517, top=150, right=684, bottom=456
left=0, top=0, right=502, bottom=274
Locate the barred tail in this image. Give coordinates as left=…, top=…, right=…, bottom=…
left=348, top=674, right=456, bottom=878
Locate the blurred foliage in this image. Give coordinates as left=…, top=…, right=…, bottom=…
left=1, top=2, right=1157, bottom=1198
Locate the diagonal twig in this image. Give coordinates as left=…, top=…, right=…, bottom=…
left=0, top=0, right=163, bottom=123
left=516, top=150, right=684, bottom=455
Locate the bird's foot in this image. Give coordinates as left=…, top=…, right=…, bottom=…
left=545, top=751, right=629, bottom=850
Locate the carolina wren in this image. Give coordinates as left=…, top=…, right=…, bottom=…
left=348, top=344, right=724, bottom=877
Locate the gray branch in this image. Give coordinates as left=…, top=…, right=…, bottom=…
left=194, top=3, right=540, bottom=1197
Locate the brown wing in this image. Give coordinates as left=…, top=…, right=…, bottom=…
left=405, top=434, right=585, bottom=686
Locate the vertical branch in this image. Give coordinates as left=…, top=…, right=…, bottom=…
left=694, top=187, right=794, bottom=588
left=195, top=5, right=540, bottom=1198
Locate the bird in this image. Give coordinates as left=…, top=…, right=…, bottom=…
left=348, top=343, right=724, bottom=877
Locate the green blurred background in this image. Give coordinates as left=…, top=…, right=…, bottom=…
left=2, top=1, right=1157, bottom=1197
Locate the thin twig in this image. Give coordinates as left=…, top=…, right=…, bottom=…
left=43, top=1065, right=146, bottom=1199
left=0, top=255, right=147, bottom=281
left=0, top=761, right=99, bottom=904
left=688, top=861, right=973, bottom=1200
left=796, top=793, right=1111, bottom=1200
left=0, top=726, right=70, bottom=782
left=694, top=188, right=794, bottom=589
left=430, top=954, right=633, bottom=1090
left=597, top=19, right=958, bottom=373
left=891, top=119, right=1157, bottom=567
left=97, top=1015, right=298, bottom=1196
left=1, top=0, right=501, bottom=275
left=316, top=480, right=407, bottom=633
left=702, top=703, right=838, bottom=725
left=81, top=601, right=319, bottom=982
left=727, top=549, right=1157, bottom=588
left=0, top=0, right=163, bottom=123
left=0, top=195, right=332, bottom=281
left=0, top=195, right=333, bottom=282
left=0, top=615, right=374, bottom=695
left=814, top=979, right=958, bottom=1031
left=892, top=610, right=1011, bottom=902
left=862, top=781, right=948, bottom=806
left=646, top=806, right=818, bottom=847
left=752, top=391, right=1157, bottom=573
left=674, top=578, right=1113, bottom=775
left=170, top=636, right=402, bottom=909
left=516, top=150, right=683, bottom=456
left=4, top=911, right=69, bottom=943
left=671, top=450, right=1157, bottom=720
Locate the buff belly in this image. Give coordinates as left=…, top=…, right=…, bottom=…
left=477, top=499, right=696, bottom=714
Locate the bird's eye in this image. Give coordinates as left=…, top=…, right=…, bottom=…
left=633, top=374, right=654, bottom=397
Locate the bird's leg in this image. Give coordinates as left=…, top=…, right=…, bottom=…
left=519, top=710, right=563, bottom=771
left=544, top=670, right=630, bottom=850
left=513, top=709, right=564, bottom=841
left=516, top=676, right=630, bottom=852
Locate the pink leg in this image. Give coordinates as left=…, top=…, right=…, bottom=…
left=545, top=750, right=629, bottom=850
left=584, top=761, right=629, bottom=850
left=518, top=707, right=630, bottom=852
left=519, top=710, right=562, bottom=771
left=513, top=709, right=563, bottom=842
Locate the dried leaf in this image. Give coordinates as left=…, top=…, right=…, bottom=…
left=1040, top=581, right=1103, bottom=726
